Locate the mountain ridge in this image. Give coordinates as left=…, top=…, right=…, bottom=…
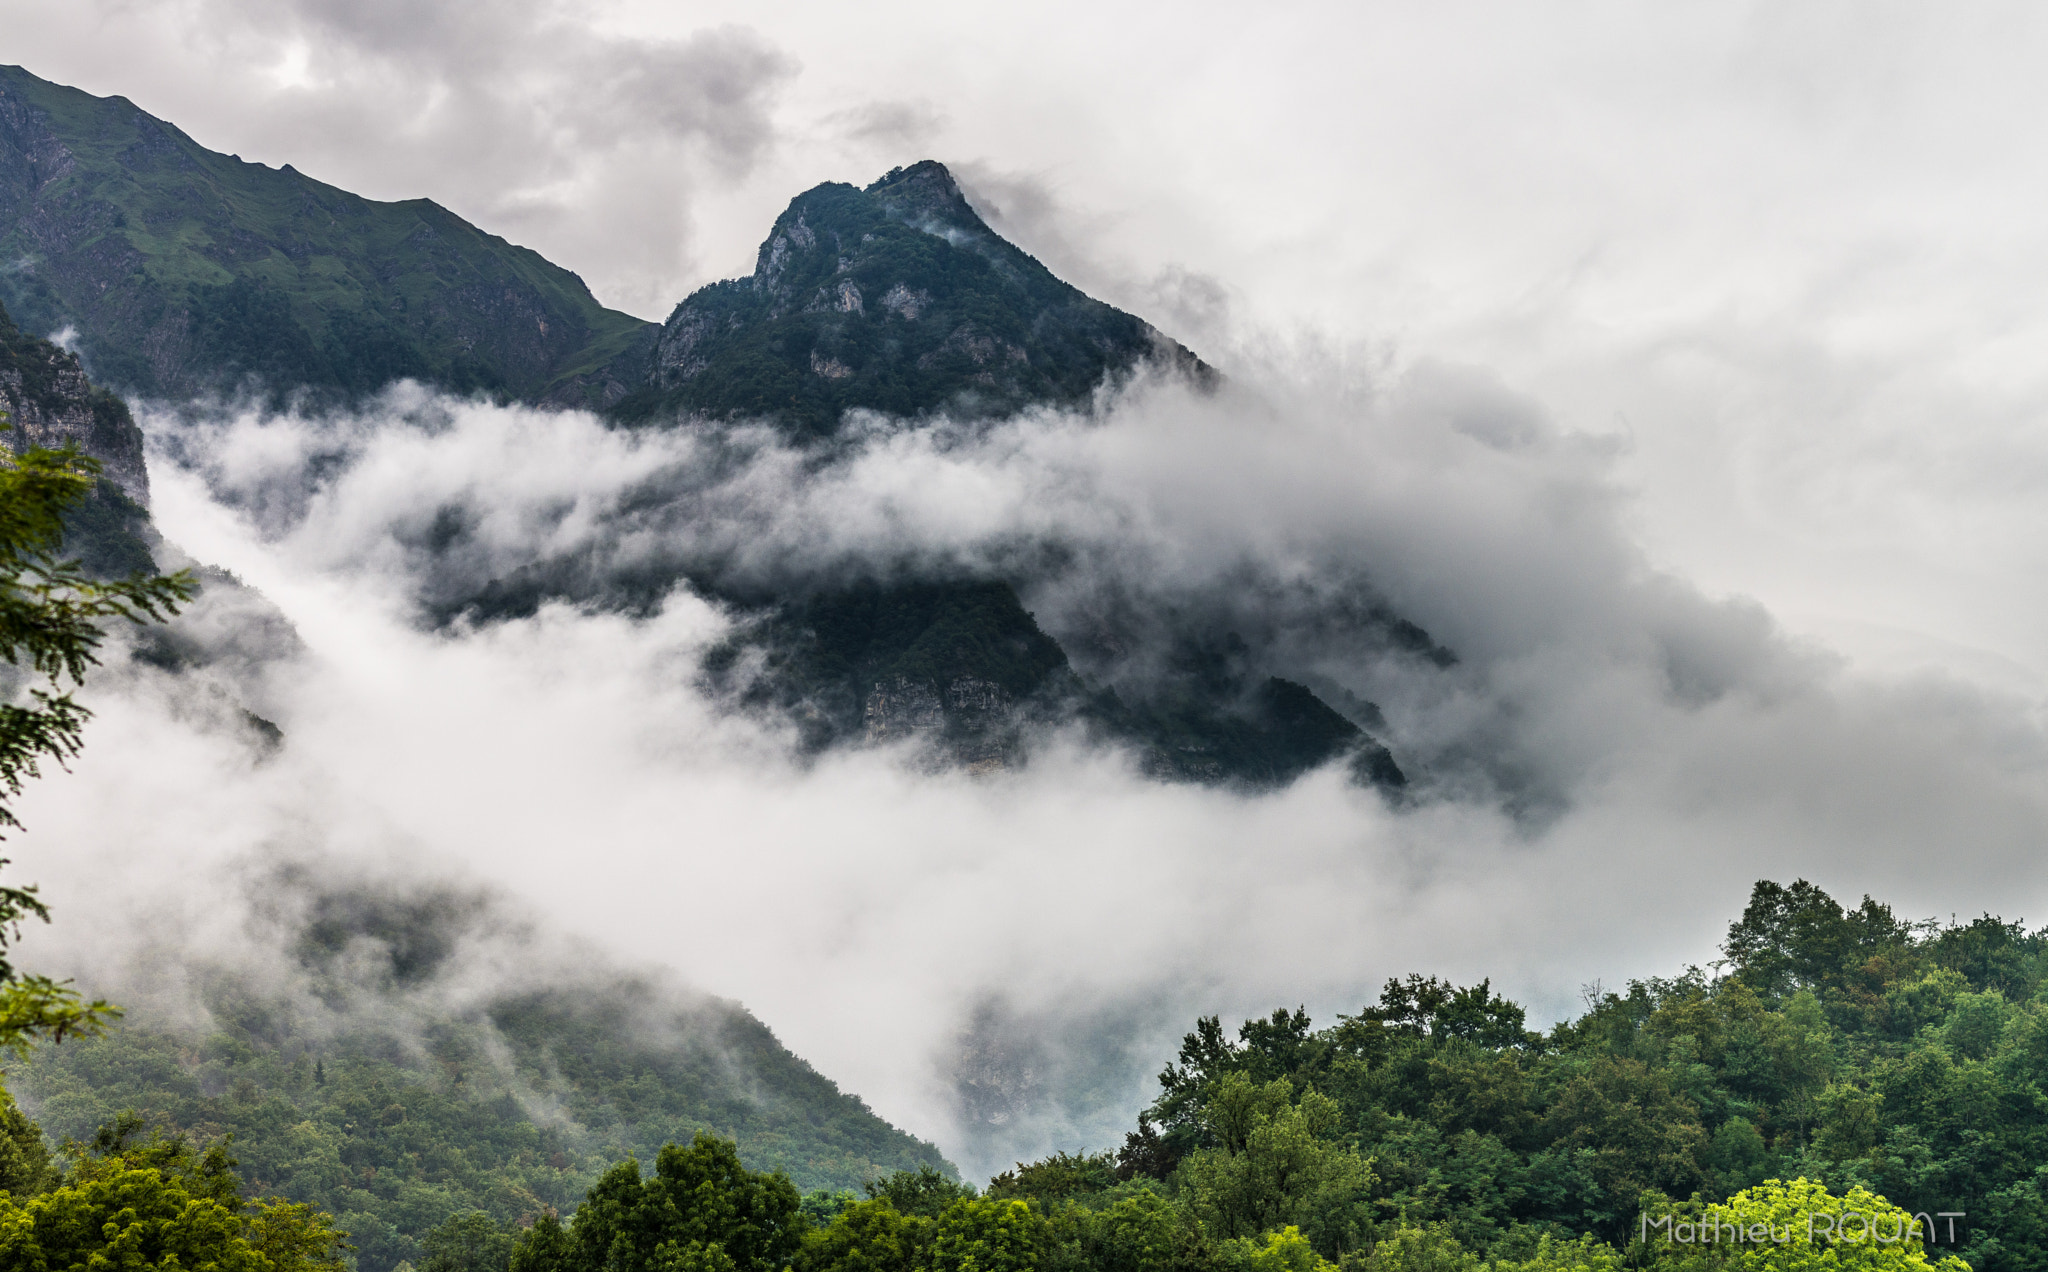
left=0, top=64, right=655, bottom=407
left=618, top=160, right=1210, bottom=432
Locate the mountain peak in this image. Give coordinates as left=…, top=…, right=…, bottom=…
left=628, top=162, right=1208, bottom=432
left=865, top=160, right=984, bottom=237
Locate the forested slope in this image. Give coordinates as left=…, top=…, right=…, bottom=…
left=7, top=875, right=954, bottom=1272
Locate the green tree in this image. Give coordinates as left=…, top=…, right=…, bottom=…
left=568, top=1133, right=803, bottom=1272
left=930, top=1197, right=1043, bottom=1272
left=1177, top=1074, right=1376, bottom=1252
left=1221, top=1226, right=1335, bottom=1272
left=795, top=1198, right=930, bottom=1272
left=1636, top=1178, right=1970, bottom=1270
left=1346, top=1224, right=1478, bottom=1272
left=0, top=1085, right=54, bottom=1196
left=510, top=1212, right=577, bottom=1272
left=0, top=420, right=191, bottom=1051
left=425, top=1210, right=519, bottom=1272
left=0, top=1118, right=348, bottom=1272
left=1084, top=1190, right=1201, bottom=1272
left=866, top=1163, right=975, bottom=1216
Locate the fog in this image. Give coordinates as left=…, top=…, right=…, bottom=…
left=5, top=0, right=2048, bottom=1182
left=13, top=351, right=2048, bottom=1180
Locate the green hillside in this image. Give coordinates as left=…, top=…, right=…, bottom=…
left=11, top=968, right=951, bottom=1272
left=0, top=65, right=654, bottom=406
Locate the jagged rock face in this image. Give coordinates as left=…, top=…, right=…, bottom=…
left=630, top=161, right=1210, bottom=433
left=0, top=298, right=147, bottom=501
left=0, top=65, right=653, bottom=406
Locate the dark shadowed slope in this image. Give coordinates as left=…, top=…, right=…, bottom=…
left=0, top=65, right=655, bottom=407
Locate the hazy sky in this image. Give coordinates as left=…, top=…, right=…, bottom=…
left=8, top=1, right=2048, bottom=1174
left=8, top=0, right=2047, bottom=684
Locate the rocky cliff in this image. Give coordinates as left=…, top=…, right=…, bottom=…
left=0, top=300, right=147, bottom=499
left=0, top=297, right=155, bottom=577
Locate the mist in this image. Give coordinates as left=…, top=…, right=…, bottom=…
left=10, top=340, right=2048, bottom=1182
left=4, top=0, right=2048, bottom=1184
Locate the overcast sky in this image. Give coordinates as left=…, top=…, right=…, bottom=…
left=8, top=0, right=2046, bottom=687
left=9, top=1, right=2048, bottom=1170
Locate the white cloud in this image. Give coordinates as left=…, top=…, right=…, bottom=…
left=6, top=0, right=2048, bottom=1182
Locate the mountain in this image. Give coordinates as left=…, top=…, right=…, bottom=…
left=0, top=63, right=1420, bottom=789
left=10, top=875, right=953, bottom=1272
left=617, top=161, right=1210, bottom=432
left=0, top=65, right=654, bottom=407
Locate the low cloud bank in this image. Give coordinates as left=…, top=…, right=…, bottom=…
left=13, top=360, right=2048, bottom=1181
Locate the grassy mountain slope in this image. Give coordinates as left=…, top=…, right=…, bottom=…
left=0, top=65, right=654, bottom=406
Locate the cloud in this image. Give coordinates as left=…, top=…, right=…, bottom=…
left=14, top=346, right=2048, bottom=1182
left=7, top=0, right=2048, bottom=1186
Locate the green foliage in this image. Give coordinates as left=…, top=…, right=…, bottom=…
left=12, top=978, right=953, bottom=1272
left=1632, top=1178, right=1970, bottom=1270
left=425, top=1210, right=520, bottom=1272
left=0, top=1115, right=349, bottom=1272
left=866, top=1165, right=978, bottom=1218
left=0, top=431, right=191, bottom=837
left=1176, top=1076, right=1375, bottom=1247
left=1344, top=1225, right=1477, bottom=1272
left=559, top=1134, right=803, bottom=1272
left=1093, top=877, right=2048, bottom=1268
left=929, top=1197, right=1043, bottom=1272
left=0, top=1085, right=54, bottom=1196
left=986, top=1153, right=1118, bottom=1206
left=509, top=1210, right=575, bottom=1272
left=0, top=409, right=190, bottom=1054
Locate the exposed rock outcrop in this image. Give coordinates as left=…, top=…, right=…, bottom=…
left=0, top=307, right=148, bottom=502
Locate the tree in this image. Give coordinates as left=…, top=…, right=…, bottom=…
left=424, top=1210, right=519, bottom=1272
left=1176, top=1074, right=1376, bottom=1253
left=567, top=1133, right=804, bottom=1272
left=929, top=1197, right=1043, bottom=1272
left=0, top=1084, right=54, bottom=1195
left=1635, top=1177, right=1970, bottom=1270
left=510, top=1212, right=577, bottom=1272
left=864, top=1163, right=975, bottom=1217
left=1084, top=1190, right=1203, bottom=1272
left=0, top=1119, right=348, bottom=1272
left=0, top=418, right=191, bottom=1052
left=795, top=1198, right=930, bottom=1272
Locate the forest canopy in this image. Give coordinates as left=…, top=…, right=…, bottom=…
left=7, top=876, right=2043, bottom=1271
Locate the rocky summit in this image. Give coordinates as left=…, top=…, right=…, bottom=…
left=619, top=161, right=1211, bottom=432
